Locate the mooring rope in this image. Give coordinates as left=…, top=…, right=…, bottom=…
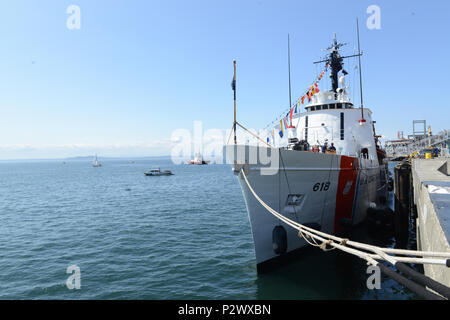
left=240, top=169, right=450, bottom=261
left=239, top=168, right=450, bottom=299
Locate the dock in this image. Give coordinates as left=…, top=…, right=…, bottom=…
left=412, top=158, right=450, bottom=287
left=395, top=157, right=450, bottom=289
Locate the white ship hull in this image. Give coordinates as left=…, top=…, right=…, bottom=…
left=228, top=146, right=387, bottom=270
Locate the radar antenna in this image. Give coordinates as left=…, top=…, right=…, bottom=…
left=314, top=34, right=361, bottom=93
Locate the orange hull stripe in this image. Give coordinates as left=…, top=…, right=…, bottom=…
left=334, top=156, right=359, bottom=234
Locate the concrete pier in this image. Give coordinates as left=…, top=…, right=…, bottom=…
left=411, top=158, right=450, bottom=287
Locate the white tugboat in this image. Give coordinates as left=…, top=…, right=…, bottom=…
left=227, top=35, right=389, bottom=271
left=188, top=152, right=210, bottom=165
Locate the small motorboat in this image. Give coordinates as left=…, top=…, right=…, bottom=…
left=144, top=168, right=173, bottom=176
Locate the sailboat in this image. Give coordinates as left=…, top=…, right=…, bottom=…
left=226, top=33, right=390, bottom=272
left=92, top=154, right=102, bottom=167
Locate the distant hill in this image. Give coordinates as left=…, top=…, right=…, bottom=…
left=1, top=155, right=179, bottom=162
left=64, top=155, right=173, bottom=161
left=64, top=156, right=96, bottom=161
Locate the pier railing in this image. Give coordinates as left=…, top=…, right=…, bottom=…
left=386, top=129, right=449, bottom=157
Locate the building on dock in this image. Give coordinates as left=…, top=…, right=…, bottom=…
left=385, top=125, right=449, bottom=159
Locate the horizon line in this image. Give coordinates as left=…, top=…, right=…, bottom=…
left=0, top=154, right=179, bottom=162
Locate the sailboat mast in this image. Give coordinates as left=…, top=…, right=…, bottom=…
left=233, top=60, right=237, bottom=145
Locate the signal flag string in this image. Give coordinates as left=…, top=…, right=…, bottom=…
left=263, top=64, right=330, bottom=131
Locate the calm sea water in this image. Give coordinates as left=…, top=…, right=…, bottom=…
left=0, top=159, right=417, bottom=299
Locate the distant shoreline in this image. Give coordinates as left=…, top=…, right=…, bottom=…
left=0, top=155, right=176, bottom=162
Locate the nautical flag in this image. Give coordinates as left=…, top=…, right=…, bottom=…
left=267, top=137, right=270, bottom=143
left=289, top=107, right=294, bottom=123
left=301, top=96, right=305, bottom=104
left=278, top=121, right=284, bottom=138
left=294, top=103, right=298, bottom=114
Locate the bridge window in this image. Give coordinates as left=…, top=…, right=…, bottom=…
left=316, top=105, right=322, bottom=110
left=322, top=104, right=328, bottom=110
left=337, top=103, right=343, bottom=109
left=340, top=112, right=344, bottom=140
left=329, top=104, right=335, bottom=109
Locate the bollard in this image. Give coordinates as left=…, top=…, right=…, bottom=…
left=394, top=160, right=412, bottom=248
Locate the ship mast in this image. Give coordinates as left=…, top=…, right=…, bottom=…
left=356, top=18, right=365, bottom=123
left=287, top=34, right=292, bottom=125
left=314, top=34, right=361, bottom=95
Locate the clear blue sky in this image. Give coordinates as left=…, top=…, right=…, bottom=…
left=0, top=0, right=448, bottom=159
